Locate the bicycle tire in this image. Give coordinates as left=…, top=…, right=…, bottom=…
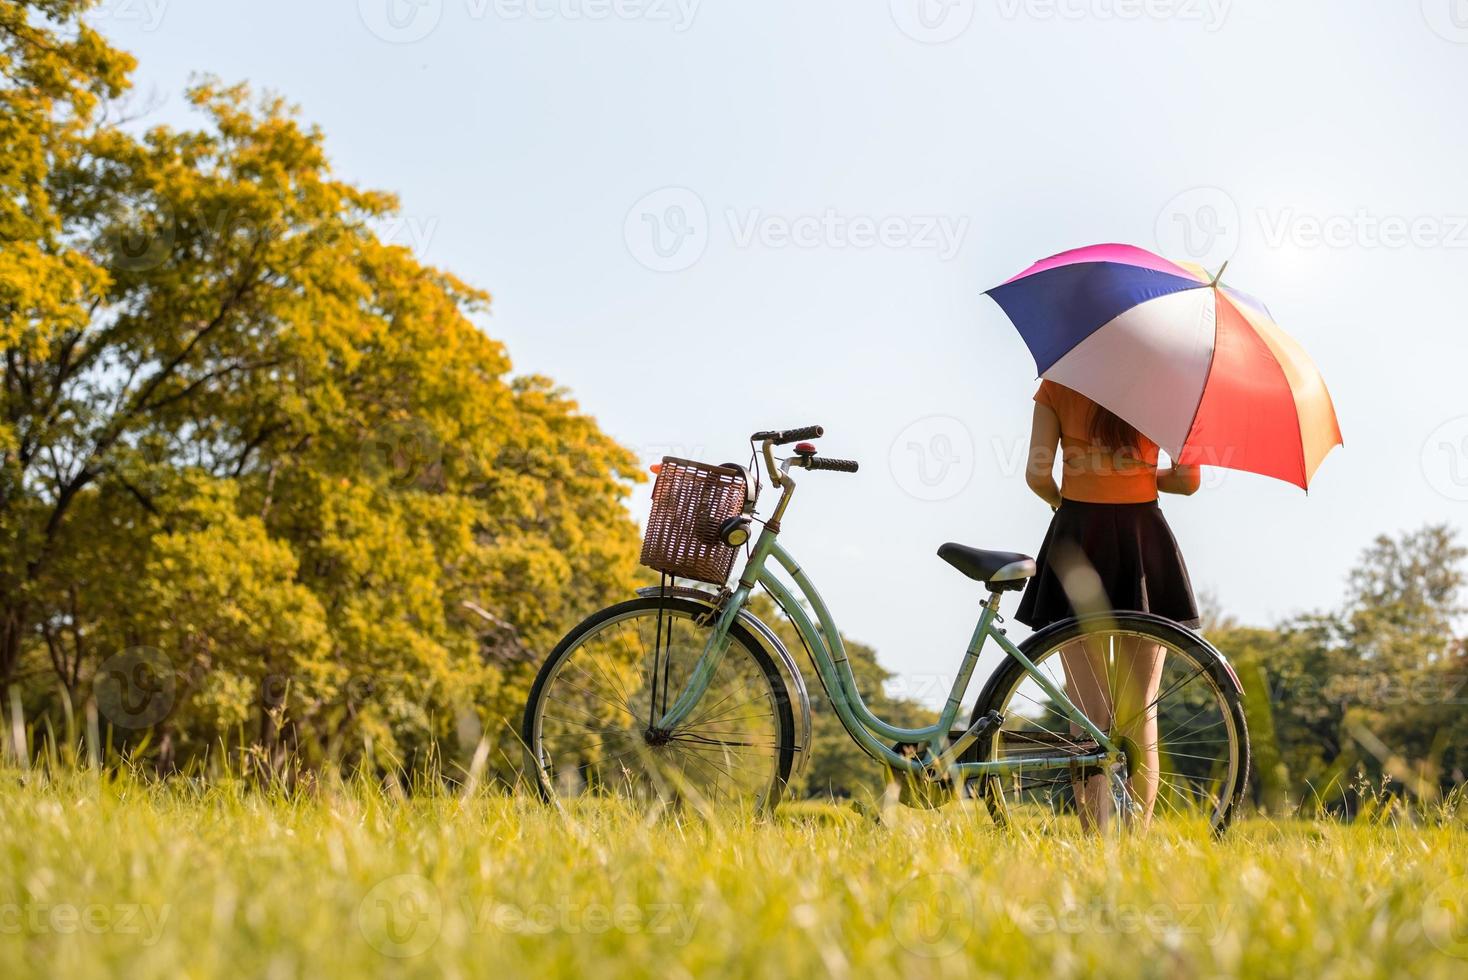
left=522, top=597, right=797, bottom=812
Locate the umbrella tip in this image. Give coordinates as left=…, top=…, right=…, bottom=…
left=1209, top=260, right=1230, bottom=287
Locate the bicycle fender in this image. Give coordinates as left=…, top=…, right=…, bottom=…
left=1018, top=611, right=1246, bottom=697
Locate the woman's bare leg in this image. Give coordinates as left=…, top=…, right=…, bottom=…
left=1061, top=638, right=1113, bottom=832
left=1110, top=637, right=1167, bottom=826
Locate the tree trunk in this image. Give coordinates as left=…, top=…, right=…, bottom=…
left=1, top=605, right=24, bottom=694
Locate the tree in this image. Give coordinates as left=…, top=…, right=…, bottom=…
left=2, top=1, right=643, bottom=775
left=1, top=0, right=134, bottom=685
left=1217, top=524, right=1468, bottom=812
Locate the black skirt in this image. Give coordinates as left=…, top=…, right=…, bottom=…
left=1014, top=499, right=1200, bottom=630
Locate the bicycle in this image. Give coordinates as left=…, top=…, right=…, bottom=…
left=522, top=426, right=1251, bottom=833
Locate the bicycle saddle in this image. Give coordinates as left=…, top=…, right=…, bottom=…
left=936, top=544, right=1036, bottom=592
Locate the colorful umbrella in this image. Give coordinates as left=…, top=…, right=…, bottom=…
left=985, top=243, right=1341, bottom=490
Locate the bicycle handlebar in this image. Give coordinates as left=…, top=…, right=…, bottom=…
left=805, top=456, right=859, bottom=474
left=751, top=425, right=824, bottom=446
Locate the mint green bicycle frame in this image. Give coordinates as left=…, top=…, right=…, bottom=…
left=655, top=465, right=1120, bottom=784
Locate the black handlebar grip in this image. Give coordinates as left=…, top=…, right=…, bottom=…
left=752, top=425, right=825, bottom=445
left=778, top=425, right=824, bottom=445
left=807, top=456, right=859, bottom=473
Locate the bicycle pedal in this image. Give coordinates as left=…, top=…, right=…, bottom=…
left=972, top=709, right=1004, bottom=737
left=943, top=710, right=1005, bottom=765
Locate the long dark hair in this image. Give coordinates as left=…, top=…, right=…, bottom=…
left=1087, top=403, right=1140, bottom=452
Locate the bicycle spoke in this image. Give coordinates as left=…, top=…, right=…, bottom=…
left=544, top=693, right=624, bottom=730
left=680, top=686, right=758, bottom=729
left=553, top=673, right=637, bottom=720
left=1112, top=662, right=1208, bottom=734
left=672, top=735, right=780, bottom=750
left=580, top=634, right=641, bottom=712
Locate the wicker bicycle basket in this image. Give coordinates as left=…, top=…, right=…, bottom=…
left=640, top=457, right=750, bottom=585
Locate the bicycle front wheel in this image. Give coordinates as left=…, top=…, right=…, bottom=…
left=522, top=597, right=795, bottom=813
left=971, top=613, right=1250, bottom=834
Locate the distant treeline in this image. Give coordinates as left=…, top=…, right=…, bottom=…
left=1213, top=525, right=1467, bottom=815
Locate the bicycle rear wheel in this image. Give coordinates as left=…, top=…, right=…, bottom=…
left=970, top=613, right=1250, bottom=834
left=522, top=597, right=795, bottom=813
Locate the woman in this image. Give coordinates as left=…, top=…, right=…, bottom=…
left=1018, top=379, right=1201, bottom=831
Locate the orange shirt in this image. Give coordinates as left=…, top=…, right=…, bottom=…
left=1035, top=380, right=1159, bottom=504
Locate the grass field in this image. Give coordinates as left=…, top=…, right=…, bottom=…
left=1, top=771, right=1466, bottom=979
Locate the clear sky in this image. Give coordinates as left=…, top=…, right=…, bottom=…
left=96, top=0, right=1468, bottom=706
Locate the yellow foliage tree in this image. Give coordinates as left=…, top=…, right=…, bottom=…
left=1, top=1, right=643, bottom=776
